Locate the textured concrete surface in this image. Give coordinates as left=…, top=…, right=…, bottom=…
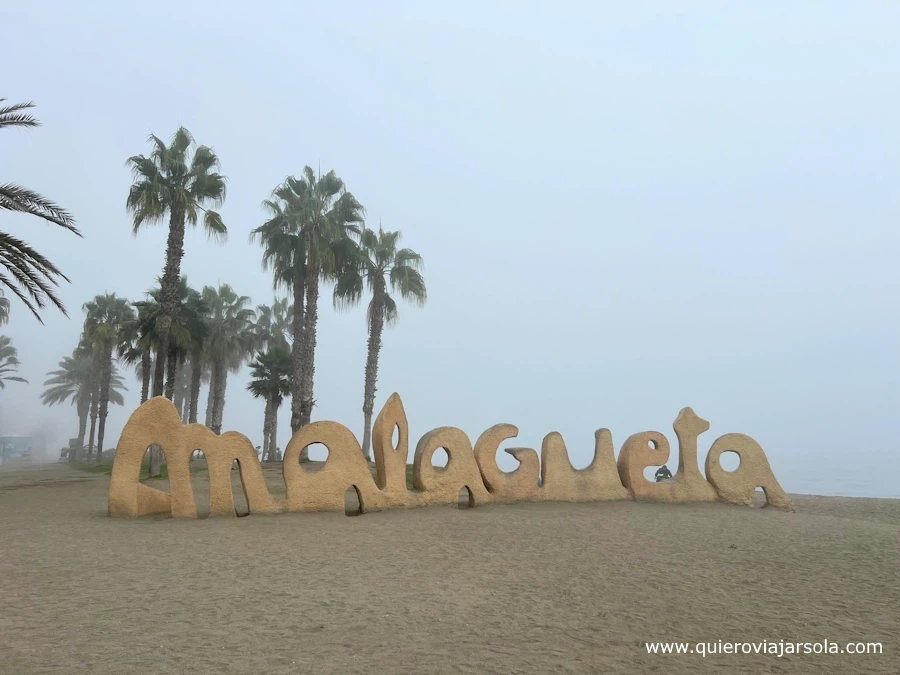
left=371, top=393, right=414, bottom=508
left=413, top=426, right=492, bottom=507
left=706, top=433, right=795, bottom=510
left=617, top=408, right=719, bottom=503
left=474, top=424, right=541, bottom=503
left=109, top=395, right=793, bottom=518
left=109, top=397, right=282, bottom=518
left=540, top=429, right=632, bottom=502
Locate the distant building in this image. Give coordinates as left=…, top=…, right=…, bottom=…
left=0, top=435, right=34, bottom=464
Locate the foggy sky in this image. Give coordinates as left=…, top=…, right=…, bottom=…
left=1, top=1, right=898, bottom=496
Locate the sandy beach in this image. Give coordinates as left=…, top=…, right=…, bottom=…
left=1, top=462, right=897, bottom=674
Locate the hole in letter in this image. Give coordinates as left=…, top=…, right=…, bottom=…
left=720, top=450, right=740, bottom=472
left=458, top=486, right=474, bottom=509
left=344, top=485, right=363, bottom=516
left=432, top=447, right=448, bottom=469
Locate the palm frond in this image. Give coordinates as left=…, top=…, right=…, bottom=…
left=368, top=293, right=400, bottom=328
left=0, top=100, right=77, bottom=322
left=0, top=99, right=40, bottom=130
left=190, top=171, right=227, bottom=206
left=390, top=264, right=427, bottom=306
left=190, top=145, right=220, bottom=173
left=125, top=176, right=167, bottom=232
left=170, top=126, right=194, bottom=157
left=147, top=134, right=169, bottom=169
left=333, top=266, right=363, bottom=311
left=41, top=348, right=128, bottom=407
left=0, top=334, right=26, bottom=386
left=0, top=183, right=79, bottom=233
left=201, top=209, right=227, bottom=242
left=0, top=114, right=39, bottom=129
left=0, top=233, right=71, bottom=321
left=394, top=247, right=424, bottom=270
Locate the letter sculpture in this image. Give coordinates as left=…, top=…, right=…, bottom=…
left=108, top=393, right=793, bottom=518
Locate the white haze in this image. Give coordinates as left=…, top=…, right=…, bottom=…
left=1, top=1, right=898, bottom=497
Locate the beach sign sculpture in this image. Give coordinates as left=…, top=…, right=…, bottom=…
left=108, top=393, right=793, bottom=518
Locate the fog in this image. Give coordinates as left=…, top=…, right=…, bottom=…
left=1, top=1, right=897, bottom=496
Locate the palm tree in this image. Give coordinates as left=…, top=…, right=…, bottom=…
left=183, top=288, right=210, bottom=424
left=131, top=277, right=206, bottom=475
left=163, top=282, right=205, bottom=401
left=41, top=348, right=126, bottom=460
left=246, top=346, right=292, bottom=462
left=247, top=298, right=291, bottom=458
left=202, top=284, right=256, bottom=434
left=126, top=127, right=227, bottom=397
left=0, top=289, right=9, bottom=326
left=188, top=354, right=212, bottom=425
left=132, top=276, right=202, bottom=400
left=1, top=100, right=81, bottom=321
left=118, top=301, right=161, bottom=474
left=117, top=302, right=155, bottom=404
left=335, top=226, right=426, bottom=457
left=0, top=335, right=26, bottom=388
left=83, top=339, right=102, bottom=456
left=82, top=294, right=135, bottom=462
left=251, top=185, right=306, bottom=434
left=43, top=340, right=94, bottom=456
left=173, top=361, right=192, bottom=422
left=251, top=168, right=364, bottom=431
left=253, top=298, right=292, bottom=351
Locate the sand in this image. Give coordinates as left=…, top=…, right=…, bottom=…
left=1, top=462, right=898, bottom=674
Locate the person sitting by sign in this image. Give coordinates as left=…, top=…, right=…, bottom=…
left=655, top=465, right=673, bottom=482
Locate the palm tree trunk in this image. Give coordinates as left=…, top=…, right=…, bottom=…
left=179, top=371, right=190, bottom=422
left=174, top=388, right=185, bottom=421
left=361, top=282, right=386, bottom=459
left=173, top=360, right=185, bottom=418
left=205, top=361, right=216, bottom=428
left=299, top=266, right=319, bottom=426
left=211, top=359, right=227, bottom=434
left=269, top=401, right=280, bottom=462
left=140, top=348, right=152, bottom=403
left=152, top=319, right=170, bottom=398
left=164, top=341, right=178, bottom=400
left=261, top=397, right=272, bottom=461
left=86, top=349, right=101, bottom=455
left=189, top=356, right=202, bottom=424
left=148, top=346, right=165, bottom=477
left=96, top=339, right=114, bottom=462
left=148, top=445, right=161, bottom=477
left=152, top=207, right=187, bottom=397
left=74, top=394, right=89, bottom=463
left=289, top=271, right=306, bottom=433
left=87, top=407, right=97, bottom=457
